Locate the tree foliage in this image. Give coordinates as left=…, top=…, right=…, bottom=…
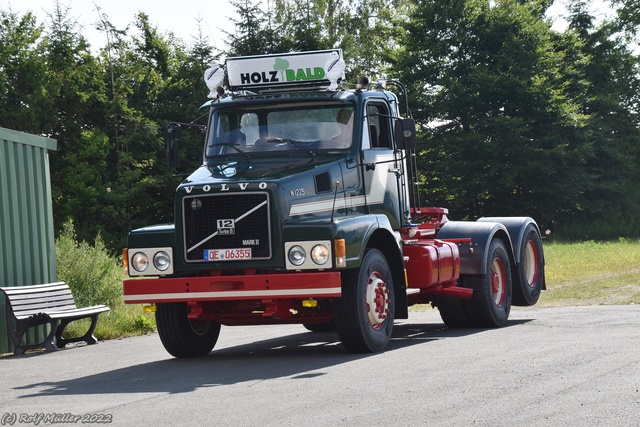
left=396, top=0, right=640, bottom=235
left=0, top=10, right=49, bottom=132
left=397, top=0, right=589, bottom=225
left=560, top=0, right=640, bottom=237
left=611, top=0, right=640, bottom=37
left=1, top=0, right=639, bottom=245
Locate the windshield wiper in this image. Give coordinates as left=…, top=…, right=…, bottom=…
left=267, top=137, right=314, bottom=156
left=211, top=143, right=250, bottom=158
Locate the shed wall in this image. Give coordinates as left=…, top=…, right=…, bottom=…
left=0, top=127, right=57, bottom=354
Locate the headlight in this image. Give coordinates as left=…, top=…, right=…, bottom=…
left=311, top=244, right=330, bottom=265
left=131, top=252, right=149, bottom=272
left=288, top=245, right=306, bottom=266
left=153, top=251, right=171, bottom=271
left=127, top=247, right=174, bottom=276
left=284, top=241, right=332, bottom=270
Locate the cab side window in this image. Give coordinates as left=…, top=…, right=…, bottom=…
left=366, top=103, right=391, bottom=149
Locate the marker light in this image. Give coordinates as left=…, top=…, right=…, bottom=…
left=335, top=239, right=346, bottom=268
left=123, top=248, right=129, bottom=275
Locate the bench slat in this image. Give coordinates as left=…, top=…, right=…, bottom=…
left=14, top=305, right=110, bottom=320
left=2, top=284, right=79, bottom=314
left=13, top=305, right=80, bottom=318
left=10, top=292, right=75, bottom=302
left=10, top=299, right=77, bottom=312
left=47, top=306, right=110, bottom=319
left=1, top=282, right=68, bottom=295
left=10, top=295, right=76, bottom=309
left=5, top=288, right=73, bottom=302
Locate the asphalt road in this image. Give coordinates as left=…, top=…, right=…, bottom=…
left=1, top=305, right=639, bottom=427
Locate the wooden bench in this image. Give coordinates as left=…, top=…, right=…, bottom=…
left=0, top=282, right=110, bottom=355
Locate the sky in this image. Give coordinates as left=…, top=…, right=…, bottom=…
left=5, top=0, right=239, bottom=52
left=7, top=0, right=616, bottom=54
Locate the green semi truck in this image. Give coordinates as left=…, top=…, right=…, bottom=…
left=123, top=50, right=545, bottom=358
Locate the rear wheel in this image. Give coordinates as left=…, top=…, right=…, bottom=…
left=467, top=239, right=512, bottom=327
left=156, top=302, right=221, bottom=358
left=303, top=320, right=336, bottom=332
left=335, top=249, right=395, bottom=353
left=437, top=297, right=473, bottom=328
left=437, top=276, right=474, bottom=328
left=512, top=224, right=544, bottom=306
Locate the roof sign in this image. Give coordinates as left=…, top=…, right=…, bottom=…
left=226, top=49, right=344, bottom=91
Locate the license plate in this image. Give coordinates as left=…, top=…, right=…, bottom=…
left=204, top=248, right=252, bottom=261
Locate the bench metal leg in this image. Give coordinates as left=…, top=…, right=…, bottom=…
left=55, top=314, right=100, bottom=348
left=10, top=317, right=60, bottom=355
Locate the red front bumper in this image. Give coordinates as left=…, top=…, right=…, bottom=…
left=123, top=271, right=342, bottom=304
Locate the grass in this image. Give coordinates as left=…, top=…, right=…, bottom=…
left=538, top=239, right=640, bottom=307
left=63, top=305, right=156, bottom=341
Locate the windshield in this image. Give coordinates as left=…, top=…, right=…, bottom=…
left=206, top=104, right=355, bottom=157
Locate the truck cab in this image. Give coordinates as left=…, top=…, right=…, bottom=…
left=123, top=50, right=545, bottom=358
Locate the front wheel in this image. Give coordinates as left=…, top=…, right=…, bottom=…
left=156, top=302, right=221, bottom=358
left=466, top=239, right=513, bottom=327
left=335, top=249, right=395, bottom=353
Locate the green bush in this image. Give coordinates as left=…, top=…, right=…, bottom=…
left=56, top=219, right=123, bottom=309
left=55, top=219, right=156, bottom=339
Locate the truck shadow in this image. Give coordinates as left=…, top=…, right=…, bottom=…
left=13, top=318, right=532, bottom=398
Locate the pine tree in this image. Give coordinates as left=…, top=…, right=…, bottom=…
left=0, top=10, right=49, bottom=132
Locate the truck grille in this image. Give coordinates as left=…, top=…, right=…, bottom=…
left=183, top=192, right=271, bottom=262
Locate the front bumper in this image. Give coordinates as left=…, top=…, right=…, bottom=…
left=123, top=271, right=342, bottom=304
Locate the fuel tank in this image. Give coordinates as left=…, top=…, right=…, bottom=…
left=403, top=240, right=460, bottom=289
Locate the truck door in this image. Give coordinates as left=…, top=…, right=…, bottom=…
left=361, top=101, right=405, bottom=229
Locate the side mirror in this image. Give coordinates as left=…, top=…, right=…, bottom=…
left=164, top=122, right=181, bottom=169
left=394, top=118, right=416, bottom=151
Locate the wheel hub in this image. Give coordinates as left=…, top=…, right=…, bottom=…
left=523, top=240, right=540, bottom=287
left=491, top=258, right=506, bottom=307
left=188, top=318, right=211, bottom=336
left=365, top=271, right=389, bottom=330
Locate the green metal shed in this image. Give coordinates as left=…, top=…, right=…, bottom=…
left=0, top=127, right=57, bottom=354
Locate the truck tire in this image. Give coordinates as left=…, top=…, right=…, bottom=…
left=437, top=296, right=473, bottom=328
left=436, top=276, right=474, bottom=329
left=466, top=239, right=512, bottom=327
left=303, top=320, right=336, bottom=332
left=436, top=275, right=476, bottom=328
left=512, top=224, right=544, bottom=306
left=156, top=302, right=221, bottom=358
left=335, top=248, right=395, bottom=353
